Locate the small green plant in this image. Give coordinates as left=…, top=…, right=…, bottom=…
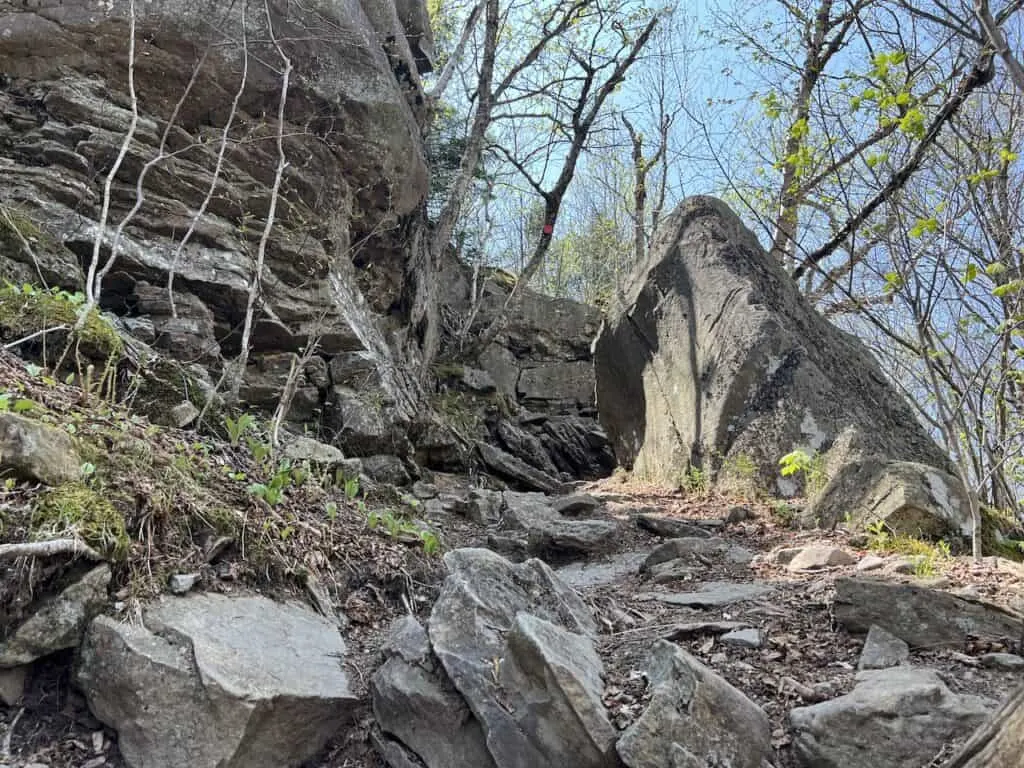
left=224, top=413, right=257, bottom=446
left=681, top=465, right=709, bottom=496
left=768, top=499, right=797, bottom=526
left=343, top=475, right=360, bottom=501
left=865, top=520, right=952, bottom=576
left=247, top=459, right=298, bottom=506
left=779, top=449, right=829, bottom=496
left=245, top=435, right=272, bottom=464
left=325, top=501, right=339, bottom=521
left=366, top=508, right=442, bottom=556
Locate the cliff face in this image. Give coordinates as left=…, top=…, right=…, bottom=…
left=0, top=0, right=431, bottom=363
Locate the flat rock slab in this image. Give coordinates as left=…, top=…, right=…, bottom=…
left=834, top=577, right=1024, bottom=650
left=641, top=537, right=754, bottom=572
left=77, top=593, right=356, bottom=768
left=557, top=552, right=648, bottom=589
left=428, top=549, right=615, bottom=768
left=786, top=546, right=856, bottom=572
left=617, top=640, right=773, bottom=768
left=476, top=442, right=564, bottom=493
left=637, top=582, right=773, bottom=608
left=0, top=412, right=81, bottom=485
left=791, top=667, right=993, bottom=768
left=636, top=514, right=713, bottom=539
left=662, top=621, right=751, bottom=641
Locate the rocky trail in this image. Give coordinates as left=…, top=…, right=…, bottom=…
left=4, top=470, right=1021, bottom=768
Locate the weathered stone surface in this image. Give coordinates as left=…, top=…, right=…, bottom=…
left=540, top=416, right=617, bottom=478
left=518, top=362, right=596, bottom=406
left=503, top=492, right=618, bottom=556
left=636, top=514, right=713, bottom=539
left=167, top=573, right=201, bottom=595
left=556, top=551, right=648, bottom=589
left=791, top=667, right=993, bottom=768
left=593, top=196, right=969, bottom=537
left=637, top=582, right=773, bottom=608
left=834, top=577, right=1024, bottom=649
left=361, top=454, right=413, bottom=486
left=428, top=549, right=611, bottom=768
left=858, top=624, right=910, bottom=671
left=0, top=413, right=80, bottom=486
left=551, top=493, right=601, bottom=516
left=496, top=420, right=561, bottom=477
left=721, top=628, right=765, bottom=649
left=0, top=0, right=430, bottom=373
left=786, top=546, right=856, bottom=572
left=282, top=436, right=346, bottom=467
left=617, top=640, right=773, bottom=768
left=77, top=593, right=356, bottom=768
left=641, top=537, right=754, bottom=573
left=372, top=617, right=496, bottom=768
left=476, top=442, right=563, bottom=493
left=0, top=564, right=110, bottom=666
left=327, top=389, right=412, bottom=458
left=980, top=652, right=1024, bottom=669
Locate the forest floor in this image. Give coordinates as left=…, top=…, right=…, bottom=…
left=2, top=430, right=1023, bottom=767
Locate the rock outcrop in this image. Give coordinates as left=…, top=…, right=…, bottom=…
left=77, top=593, right=356, bottom=768
left=594, top=195, right=971, bottom=537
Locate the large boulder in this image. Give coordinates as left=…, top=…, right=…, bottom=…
left=76, top=593, right=356, bottom=768
left=593, top=196, right=969, bottom=536
left=427, top=548, right=617, bottom=768
left=617, top=640, right=774, bottom=768
left=0, top=412, right=81, bottom=486
left=790, top=667, right=993, bottom=768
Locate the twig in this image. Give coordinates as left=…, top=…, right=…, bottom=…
left=0, top=539, right=104, bottom=561
left=2, top=706, right=24, bottom=758
left=3, top=325, right=70, bottom=349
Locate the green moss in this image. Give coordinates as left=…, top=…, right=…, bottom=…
left=32, top=482, right=130, bottom=560
left=434, top=362, right=466, bottom=379
left=0, top=282, right=123, bottom=365
left=980, top=505, right=1024, bottom=561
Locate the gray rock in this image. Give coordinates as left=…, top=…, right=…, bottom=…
left=329, top=351, right=383, bottom=390
left=282, top=437, right=346, bottom=467
left=411, top=481, right=439, bottom=500
left=769, top=546, right=804, bottom=565
left=556, top=551, right=648, bottom=589
left=979, top=652, right=1024, bottom=669
left=662, top=621, right=751, bottom=641
left=517, top=362, right=596, bottom=406
left=858, top=624, right=910, bottom=670
left=361, top=454, right=412, bottom=486
left=791, top=667, right=993, bottom=768
left=857, top=554, right=886, bottom=572
left=495, top=420, right=561, bottom=477
left=0, top=664, right=27, bottom=706
left=637, top=582, right=773, bottom=608
left=721, top=628, right=765, bottom=649
left=478, top=344, right=520, bottom=397
left=428, top=549, right=611, bottom=768
left=593, top=195, right=970, bottom=539
left=786, top=546, right=857, bottom=572
left=445, top=489, right=504, bottom=525
left=327, top=389, right=412, bottom=458
left=636, top=514, right=713, bottom=539
left=461, top=367, right=497, bottom=393
left=503, top=492, right=618, bottom=556
left=0, top=412, right=81, bottom=486
left=641, top=537, right=754, bottom=572
left=617, top=640, right=773, bottom=768
left=167, top=573, right=201, bottom=595
left=168, top=401, right=200, bottom=428
left=372, top=617, right=495, bottom=768
left=834, top=577, right=1024, bottom=649
left=0, top=564, right=110, bottom=666
left=77, top=593, right=356, bottom=768
left=550, top=493, right=601, bottom=516
left=476, top=442, right=564, bottom=493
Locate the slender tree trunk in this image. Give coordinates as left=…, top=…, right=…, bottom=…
left=941, top=684, right=1024, bottom=768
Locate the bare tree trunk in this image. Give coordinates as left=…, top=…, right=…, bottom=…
left=975, top=0, right=1024, bottom=92
left=622, top=114, right=648, bottom=265
left=413, top=0, right=499, bottom=378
